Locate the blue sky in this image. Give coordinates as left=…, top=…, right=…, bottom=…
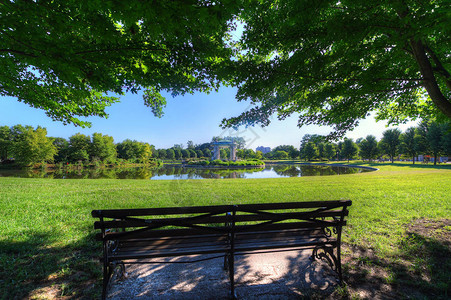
left=0, top=87, right=417, bottom=150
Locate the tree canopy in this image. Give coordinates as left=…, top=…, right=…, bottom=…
left=221, top=0, right=451, bottom=137
left=2, top=1, right=450, bottom=135
left=1, top=0, right=238, bottom=126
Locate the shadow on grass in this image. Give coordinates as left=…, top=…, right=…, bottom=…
left=2, top=220, right=448, bottom=299
left=0, top=233, right=102, bottom=299
left=344, top=219, right=450, bottom=299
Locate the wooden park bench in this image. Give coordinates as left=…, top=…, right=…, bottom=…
left=92, top=200, right=352, bottom=299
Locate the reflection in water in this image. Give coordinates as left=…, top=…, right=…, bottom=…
left=0, top=164, right=372, bottom=180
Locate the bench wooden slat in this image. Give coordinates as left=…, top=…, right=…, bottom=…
left=234, top=240, right=336, bottom=254
left=112, top=245, right=230, bottom=260
left=97, top=220, right=345, bottom=241
left=235, top=200, right=351, bottom=211
left=117, top=237, right=228, bottom=252
left=98, top=229, right=229, bottom=241
left=235, top=228, right=325, bottom=240
left=92, top=205, right=234, bottom=218
left=94, top=209, right=349, bottom=229
left=92, top=200, right=351, bottom=218
left=117, top=235, right=228, bottom=248
left=233, top=220, right=346, bottom=233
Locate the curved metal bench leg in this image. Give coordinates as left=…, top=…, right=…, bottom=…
left=311, top=245, right=341, bottom=282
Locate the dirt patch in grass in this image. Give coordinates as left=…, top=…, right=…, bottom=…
left=407, top=218, right=451, bottom=248
left=340, top=219, right=450, bottom=299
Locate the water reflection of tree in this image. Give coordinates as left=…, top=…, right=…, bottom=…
left=272, top=165, right=301, bottom=177
left=1, top=164, right=368, bottom=179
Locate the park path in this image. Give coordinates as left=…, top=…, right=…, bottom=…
left=107, top=250, right=338, bottom=299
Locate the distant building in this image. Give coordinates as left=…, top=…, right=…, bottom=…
left=256, top=146, right=271, bottom=154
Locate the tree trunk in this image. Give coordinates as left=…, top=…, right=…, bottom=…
left=395, top=3, right=451, bottom=119
left=434, top=153, right=437, bottom=166
left=412, top=155, right=415, bottom=165
left=409, top=39, right=451, bottom=119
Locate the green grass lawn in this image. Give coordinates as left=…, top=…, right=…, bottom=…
left=0, top=162, right=450, bottom=299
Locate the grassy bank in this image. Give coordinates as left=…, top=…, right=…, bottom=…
left=0, top=162, right=450, bottom=299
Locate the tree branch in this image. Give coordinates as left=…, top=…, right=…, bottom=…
left=424, top=44, right=451, bottom=90
left=74, top=46, right=169, bottom=55
left=0, top=49, right=38, bottom=58
left=410, top=39, right=451, bottom=118
left=372, top=83, right=422, bottom=93
left=273, top=69, right=423, bottom=83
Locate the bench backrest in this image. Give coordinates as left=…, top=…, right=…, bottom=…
left=92, top=200, right=351, bottom=242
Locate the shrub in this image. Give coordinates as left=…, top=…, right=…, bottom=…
left=187, top=160, right=208, bottom=166
left=211, top=159, right=229, bottom=166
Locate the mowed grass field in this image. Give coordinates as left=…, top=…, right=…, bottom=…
left=0, top=162, right=450, bottom=299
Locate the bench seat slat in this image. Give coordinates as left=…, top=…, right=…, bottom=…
left=234, top=240, right=336, bottom=254
left=117, top=237, right=228, bottom=252
left=111, top=246, right=230, bottom=260
left=116, top=235, right=228, bottom=248
left=111, top=239, right=336, bottom=261
left=113, top=230, right=334, bottom=257
left=99, top=227, right=229, bottom=241
left=235, top=228, right=325, bottom=240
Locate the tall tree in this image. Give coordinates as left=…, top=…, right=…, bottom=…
left=52, top=137, right=70, bottom=163
left=166, top=148, right=175, bottom=160
left=426, top=122, right=445, bottom=165
left=324, top=143, right=336, bottom=160
left=272, top=150, right=289, bottom=160
left=12, top=126, right=56, bottom=166
left=341, top=138, right=359, bottom=162
left=441, top=127, right=451, bottom=157
left=222, top=0, right=451, bottom=137
left=302, top=142, right=318, bottom=161
left=1, top=1, right=239, bottom=127
left=181, top=149, right=190, bottom=159
left=0, top=126, right=12, bottom=161
left=400, top=128, right=420, bottom=164
left=416, top=121, right=431, bottom=156
left=195, top=150, right=204, bottom=159
left=380, top=129, right=402, bottom=163
left=173, top=148, right=182, bottom=160
left=116, top=139, right=150, bottom=162
left=273, top=145, right=298, bottom=158
left=68, top=133, right=91, bottom=162
left=359, top=135, right=379, bottom=162
left=187, top=141, right=195, bottom=150
left=203, top=148, right=212, bottom=159
left=90, top=133, right=116, bottom=163
left=300, top=134, right=324, bottom=159
left=189, top=149, right=197, bottom=159
left=158, top=149, right=167, bottom=159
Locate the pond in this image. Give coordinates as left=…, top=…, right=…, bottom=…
left=0, top=164, right=374, bottom=179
